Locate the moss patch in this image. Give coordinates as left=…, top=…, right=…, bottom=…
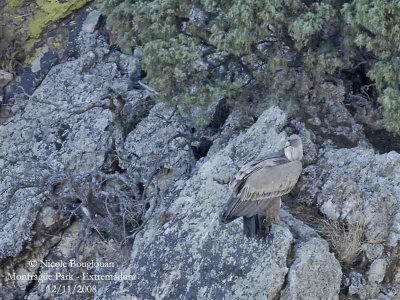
left=25, top=0, right=91, bottom=51
left=7, top=0, right=23, bottom=8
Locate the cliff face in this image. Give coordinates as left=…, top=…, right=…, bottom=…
left=105, top=106, right=342, bottom=300
left=0, top=14, right=399, bottom=300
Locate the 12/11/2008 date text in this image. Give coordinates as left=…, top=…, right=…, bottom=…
left=47, top=284, right=97, bottom=295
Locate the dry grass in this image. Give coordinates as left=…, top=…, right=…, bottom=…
left=318, top=219, right=364, bottom=267
left=285, top=202, right=365, bottom=268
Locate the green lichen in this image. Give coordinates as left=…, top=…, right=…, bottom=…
left=25, top=0, right=91, bottom=51
left=7, top=0, right=23, bottom=8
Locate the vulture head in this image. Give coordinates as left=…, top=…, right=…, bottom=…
left=284, top=134, right=303, bottom=161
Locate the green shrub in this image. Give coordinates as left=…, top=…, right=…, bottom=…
left=342, top=1, right=400, bottom=132
left=101, top=0, right=400, bottom=132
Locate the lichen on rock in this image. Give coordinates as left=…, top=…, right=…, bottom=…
left=26, top=0, right=92, bottom=51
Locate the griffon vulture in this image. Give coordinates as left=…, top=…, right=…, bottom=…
left=220, top=135, right=303, bottom=238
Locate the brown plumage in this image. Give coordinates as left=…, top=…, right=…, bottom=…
left=221, top=135, right=303, bottom=238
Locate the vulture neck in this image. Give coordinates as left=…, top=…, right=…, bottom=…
left=284, top=145, right=303, bottom=161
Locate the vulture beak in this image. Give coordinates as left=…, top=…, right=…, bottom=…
left=284, top=141, right=290, bottom=148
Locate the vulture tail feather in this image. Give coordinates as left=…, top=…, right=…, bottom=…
left=243, top=215, right=267, bottom=238
left=220, top=196, right=240, bottom=224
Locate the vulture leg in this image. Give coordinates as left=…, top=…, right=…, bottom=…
left=262, top=198, right=281, bottom=243
left=264, top=198, right=281, bottom=227
left=243, top=215, right=266, bottom=238
left=243, top=197, right=281, bottom=240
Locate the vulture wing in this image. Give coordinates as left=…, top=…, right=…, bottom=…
left=221, top=156, right=302, bottom=223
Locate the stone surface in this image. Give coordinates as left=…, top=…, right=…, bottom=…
left=281, top=238, right=342, bottom=300
left=118, top=102, right=190, bottom=184
left=346, top=272, right=368, bottom=299
left=368, top=258, right=387, bottom=284
left=3, top=2, right=95, bottom=104
left=0, top=29, right=155, bottom=299
left=295, top=144, right=400, bottom=299
left=82, top=10, right=102, bottom=33
left=298, top=147, right=400, bottom=246
left=300, top=81, right=367, bottom=148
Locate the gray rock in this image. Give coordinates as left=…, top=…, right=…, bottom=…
left=118, top=103, right=190, bottom=185
left=79, top=51, right=97, bottom=72
left=298, top=147, right=400, bottom=247
left=362, top=243, right=384, bottom=261
left=82, top=10, right=102, bottom=33
left=77, top=32, right=110, bottom=58
left=379, top=284, right=400, bottom=300
left=281, top=238, right=342, bottom=300
left=0, top=69, right=13, bottom=88
left=30, top=46, right=49, bottom=73
left=294, top=144, right=400, bottom=299
left=133, top=47, right=144, bottom=61
left=118, top=53, right=142, bottom=84
left=368, top=259, right=387, bottom=284
left=0, top=187, right=44, bottom=259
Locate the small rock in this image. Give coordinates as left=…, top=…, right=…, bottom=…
left=367, top=259, right=387, bottom=284
left=31, top=46, right=49, bottom=73
left=39, top=207, right=59, bottom=228
left=82, top=10, right=102, bottom=33
left=0, top=70, right=13, bottom=88
left=307, top=117, right=321, bottom=126
left=127, top=57, right=141, bottom=80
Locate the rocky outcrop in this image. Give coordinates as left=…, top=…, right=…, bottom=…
left=297, top=146, right=400, bottom=299
left=94, top=107, right=342, bottom=299
left=1, top=17, right=400, bottom=300
left=299, top=147, right=400, bottom=244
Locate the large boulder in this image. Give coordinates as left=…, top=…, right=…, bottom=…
left=95, top=107, right=342, bottom=299
left=297, top=146, right=400, bottom=298
left=298, top=147, right=400, bottom=246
